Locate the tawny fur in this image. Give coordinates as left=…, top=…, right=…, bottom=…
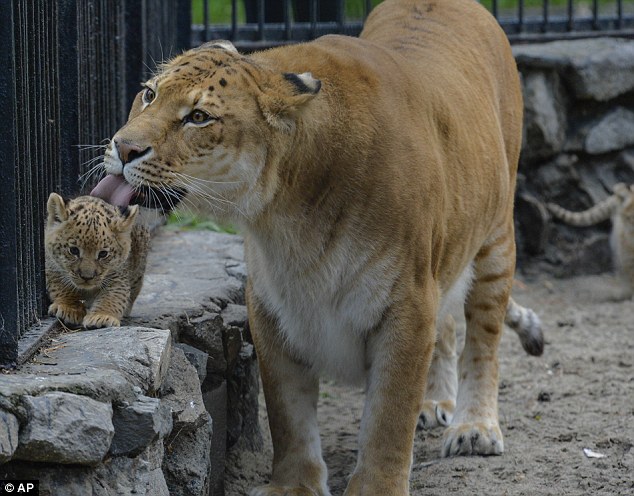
left=45, top=194, right=149, bottom=328
left=101, top=0, right=526, bottom=493
left=548, top=183, right=634, bottom=296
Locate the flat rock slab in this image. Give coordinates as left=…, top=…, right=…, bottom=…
left=131, top=231, right=245, bottom=328
left=513, top=38, right=634, bottom=101
left=18, top=327, right=172, bottom=395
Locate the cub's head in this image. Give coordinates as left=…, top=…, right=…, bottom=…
left=45, top=194, right=138, bottom=290
left=97, top=40, right=321, bottom=222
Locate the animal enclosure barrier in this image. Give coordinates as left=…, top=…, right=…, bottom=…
left=0, top=0, right=190, bottom=368
left=1, top=0, right=634, bottom=369
left=193, top=0, right=634, bottom=50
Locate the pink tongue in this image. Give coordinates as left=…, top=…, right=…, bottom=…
left=90, top=175, right=136, bottom=207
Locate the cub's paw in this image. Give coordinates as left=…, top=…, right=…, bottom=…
left=250, top=485, right=325, bottom=496
left=417, top=400, right=454, bottom=430
left=441, top=422, right=503, bottom=457
left=49, top=302, right=85, bottom=326
left=82, top=313, right=121, bottom=329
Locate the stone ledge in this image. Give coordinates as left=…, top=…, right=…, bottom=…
left=1, top=229, right=258, bottom=496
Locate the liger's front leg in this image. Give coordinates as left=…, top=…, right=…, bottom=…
left=248, top=287, right=330, bottom=496
left=345, top=291, right=437, bottom=496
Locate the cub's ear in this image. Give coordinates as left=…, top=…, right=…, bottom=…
left=116, top=204, right=139, bottom=233
left=47, top=193, right=68, bottom=225
left=258, top=72, right=321, bottom=132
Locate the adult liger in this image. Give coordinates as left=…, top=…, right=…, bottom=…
left=92, top=0, right=523, bottom=493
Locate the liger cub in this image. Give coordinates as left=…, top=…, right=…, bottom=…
left=548, top=182, right=634, bottom=297
left=91, top=0, right=527, bottom=493
left=45, top=193, right=149, bottom=329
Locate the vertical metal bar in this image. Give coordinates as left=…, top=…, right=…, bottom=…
left=337, top=0, right=344, bottom=32
left=310, top=0, right=317, bottom=39
left=518, top=0, right=524, bottom=32
left=492, top=0, right=499, bottom=20
left=57, top=1, right=80, bottom=197
left=567, top=0, right=574, bottom=31
left=0, top=0, right=19, bottom=368
left=257, top=0, right=264, bottom=40
left=125, top=0, right=144, bottom=110
left=592, top=0, right=599, bottom=30
left=203, top=0, right=209, bottom=41
left=542, top=0, right=549, bottom=32
left=231, top=0, right=238, bottom=40
left=617, top=0, right=623, bottom=29
left=364, top=0, right=372, bottom=20
left=284, top=0, right=291, bottom=40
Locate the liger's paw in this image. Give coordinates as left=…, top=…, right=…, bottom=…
left=82, top=312, right=121, bottom=329
left=417, top=400, right=454, bottom=430
left=49, top=302, right=85, bottom=326
left=250, top=485, right=324, bottom=496
left=441, top=421, right=504, bottom=457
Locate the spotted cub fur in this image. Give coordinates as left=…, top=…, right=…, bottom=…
left=45, top=193, right=149, bottom=328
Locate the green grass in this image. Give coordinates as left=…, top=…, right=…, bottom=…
left=165, top=212, right=238, bottom=234
left=192, top=0, right=383, bottom=24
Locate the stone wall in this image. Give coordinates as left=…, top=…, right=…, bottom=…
left=0, top=231, right=259, bottom=496
left=513, top=38, right=634, bottom=276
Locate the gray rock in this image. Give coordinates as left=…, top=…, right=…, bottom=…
left=99, top=442, right=169, bottom=496
left=227, top=343, right=262, bottom=450
left=515, top=192, right=551, bottom=256
left=0, top=410, right=19, bottom=463
left=179, top=312, right=227, bottom=375
left=163, top=413, right=213, bottom=496
left=202, top=381, right=228, bottom=496
left=17, top=327, right=172, bottom=395
left=521, top=70, right=567, bottom=163
left=110, top=396, right=173, bottom=456
left=514, top=38, right=634, bottom=101
left=0, top=368, right=136, bottom=416
left=160, top=347, right=208, bottom=433
left=3, top=439, right=168, bottom=495
left=15, top=392, right=114, bottom=465
left=221, top=303, right=248, bottom=328
left=175, top=343, right=209, bottom=384
left=585, top=107, right=634, bottom=155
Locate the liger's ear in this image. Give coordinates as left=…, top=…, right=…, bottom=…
left=47, top=193, right=68, bottom=225
left=117, top=204, right=139, bottom=233
left=258, top=72, right=321, bottom=132
left=195, top=39, right=239, bottom=54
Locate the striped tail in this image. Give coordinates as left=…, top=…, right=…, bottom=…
left=505, top=297, right=544, bottom=356
left=547, top=195, right=619, bottom=227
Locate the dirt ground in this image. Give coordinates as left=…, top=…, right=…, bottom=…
left=225, top=273, right=634, bottom=495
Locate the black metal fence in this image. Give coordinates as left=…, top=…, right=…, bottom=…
left=0, top=0, right=190, bottom=368
left=2, top=0, right=634, bottom=368
left=193, top=0, right=634, bottom=49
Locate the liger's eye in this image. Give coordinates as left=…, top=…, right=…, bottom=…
left=98, top=250, right=109, bottom=260
left=143, top=87, right=156, bottom=104
left=69, top=247, right=80, bottom=256
left=186, top=109, right=212, bottom=125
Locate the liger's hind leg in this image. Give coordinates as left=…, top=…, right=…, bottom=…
left=442, top=226, right=515, bottom=457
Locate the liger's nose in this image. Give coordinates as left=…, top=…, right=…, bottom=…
left=114, top=139, right=151, bottom=166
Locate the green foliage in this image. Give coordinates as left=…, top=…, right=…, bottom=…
left=192, top=0, right=384, bottom=24
left=165, top=212, right=238, bottom=234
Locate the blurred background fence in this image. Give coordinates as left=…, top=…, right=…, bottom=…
left=1, top=0, right=633, bottom=368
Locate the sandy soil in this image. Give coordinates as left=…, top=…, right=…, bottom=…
left=225, top=274, right=634, bottom=495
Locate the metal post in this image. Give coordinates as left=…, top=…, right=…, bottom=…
left=0, top=0, right=19, bottom=368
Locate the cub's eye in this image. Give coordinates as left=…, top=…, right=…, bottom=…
left=143, top=87, right=156, bottom=104
left=98, top=250, right=109, bottom=260
left=69, top=247, right=80, bottom=256
left=185, top=109, right=213, bottom=125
